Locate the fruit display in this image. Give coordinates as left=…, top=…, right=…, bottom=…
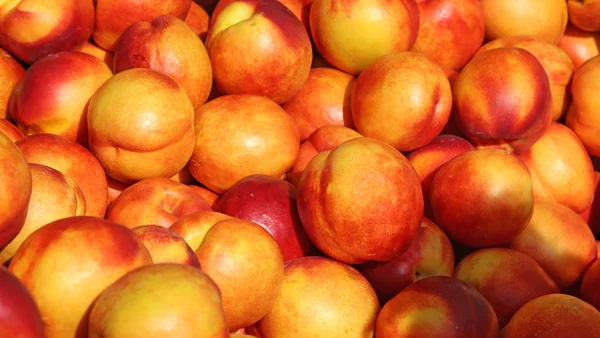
left=1, top=0, right=600, bottom=337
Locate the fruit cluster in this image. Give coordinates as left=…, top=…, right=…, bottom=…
left=0, top=0, right=599, bottom=337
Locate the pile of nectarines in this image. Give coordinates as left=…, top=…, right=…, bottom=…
left=1, top=0, right=600, bottom=337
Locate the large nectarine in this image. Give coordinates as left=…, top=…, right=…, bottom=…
left=256, top=256, right=380, bottom=338
left=352, top=51, right=452, bottom=152
left=479, top=0, right=568, bottom=43
left=429, top=148, right=533, bottom=248
left=0, top=0, right=95, bottom=64
left=8, top=216, right=152, bottom=338
left=88, top=263, right=229, bottom=338
left=297, top=137, right=423, bottom=264
left=113, top=15, right=212, bottom=109
left=87, top=68, right=196, bottom=184
left=454, top=248, right=559, bottom=328
left=509, top=202, right=597, bottom=292
left=477, top=36, right=575, bottom=121
left=517, top=122, right=595, bottom=213
left=206, top=0, right=312, bottom=104
left=195, top=218, right=284, bottom=331
left=411, top=0, right=485, bottom=71
left=309, top=0, right=419, bottom=75
left=500, top=294, right=600, bottom=338
left=189, top=94, right=300, bottom=194
left=9, top=51, right=113, bottom=146
left=375, top=276, right=499, bottom=338
left=453, top=47, right=552, bottom=153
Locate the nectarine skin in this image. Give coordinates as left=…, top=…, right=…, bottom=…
left=558, top=23, right=600, bottom=69
left=0, top=163, right=86, bottom=264
left=411, top=0, right=485, bottom=71
left=500, top=294, right=600, bottom=338
left=0, top=266, right=44, bottom=338
left=430, top=148, right=533, bottom=248
left=106, top=177, right=212, bottom=229
left=88, top=263, right=230, bottom=338
left=189, top=94, right=300, bottom=194
left=16, top=133, right=108, bottom=218
left=578, top=171, right=600, bottom=235
left=453, top=47, right=552, bottom=153
left=0, top=0, right=95, bottom=64
left=206, top=0, right=312, bottom=104
left=517, top=122, right=596, bottom=214
left=0, top=119, right=24, bottom=142
left=283, top=67, right=355, bottom=141
left=169, top=211, right=233, bottom=250
left=9, top=51, right=113, bottom=146
left=566, top=55, right=600, bottom=158
left=568, top=0, right=600, bottom=33
left=477, top=36, right=575, bottom=121
left=0, top=131, right=31, bottom=250
left=132, top=225, right=201, bottom=267
left=195, top=218, right=285, bottom=331
left=375, top=276, right=499, bottom=338
left=351, top=51, right=452, bottom=152
left=287, top=125, right=362, bottom=186
left=188, top=185, right=221, bottom=209
left=87, top=68, right=196, bottom=184
left=580, top=259, right=600, bottom=311
left=297, top=137, right=423, bottom=264
left=216, top=174, right=316, bottom=261
left=479, top=0, right=568, bottom=43
left=185, top=1, right=210, bottom=41
left=256, top=256, right=380, bottom=338
left=509, top=202, right=597, bottom=292
left=70, top=40, right=114, bottom=69
left=407, top=134, right=474, bottom=219
left=0, top=48, right=25, bottom=119
left=309, top=0, right=420, bottom=75
left=113, top=15, right=213, bottom=109
left=8, top=216, right=153, bottom=338
left=454, top=248, right=559, bottom=328
left=357, top=217, right=455, bottom=305
left=93, top=0, right=192, bottom=51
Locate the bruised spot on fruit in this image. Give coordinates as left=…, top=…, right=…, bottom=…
left=150, top=15, right=174, bottom=31
left=134, top=225, right=177, bottom=245
left=129, top=53, right=149, bottom=68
